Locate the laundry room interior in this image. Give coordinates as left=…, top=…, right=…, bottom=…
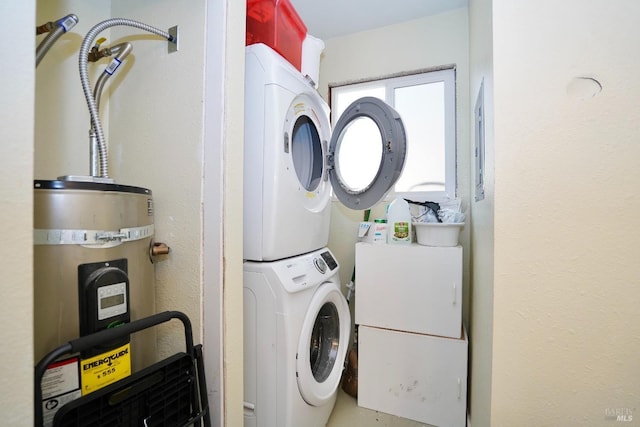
left=3, top=0, right=640, bottom=426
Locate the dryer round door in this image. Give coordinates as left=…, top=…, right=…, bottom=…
left=296, top=281, right=351, bottom=407
left=283, top=92, right=332, bottom=213
left=329, top=96, right=407, bottom=210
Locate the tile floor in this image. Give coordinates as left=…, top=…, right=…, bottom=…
left=326, top=388, right=432, bottom=427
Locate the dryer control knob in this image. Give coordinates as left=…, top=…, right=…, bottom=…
left=313, top=257, right=327, bottom=274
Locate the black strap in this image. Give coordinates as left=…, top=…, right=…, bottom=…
left=404, top=198, right=442, bottom=223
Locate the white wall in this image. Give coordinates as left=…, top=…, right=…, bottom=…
left=0, top=2, right=35, bottom=425
left=319, top=8, right=471, bottom=322
left=468, top=0, right=495, bottom=425
left=491, top=0, right=640, bottom=424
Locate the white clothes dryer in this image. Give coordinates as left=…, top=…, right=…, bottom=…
left=244, top=44, right=407, bottom=261
left=243, top=248, right=350, bottom=427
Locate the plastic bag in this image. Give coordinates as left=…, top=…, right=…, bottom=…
left=410, top=198, right=465, bottom=224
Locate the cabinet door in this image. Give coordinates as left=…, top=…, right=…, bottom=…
left=358, top=326, right=468, bottom=427
left=355, top=243, right=462, bottom=338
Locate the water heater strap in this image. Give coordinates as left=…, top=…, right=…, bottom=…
left=34, top=224, right=154, bottom=246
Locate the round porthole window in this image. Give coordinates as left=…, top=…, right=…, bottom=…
left=296, top=283, right=351, bottom=407
left=309, top=302, right=340, bottom=383
left=335, top=116, right=383, bottom=193
left=291, top=115, right=323, bottom=192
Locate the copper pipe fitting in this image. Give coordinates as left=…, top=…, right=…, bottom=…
left=151, top=242, right=171, bottom=257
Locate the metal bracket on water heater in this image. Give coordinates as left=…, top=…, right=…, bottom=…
left=33, top=224, right=155, bottom=246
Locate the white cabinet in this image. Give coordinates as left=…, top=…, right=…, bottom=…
left=358, top=326, right=468, bottom=427
left=355, top=243, right=462, bottom=339
left=355, top=242, right=468, bottom=427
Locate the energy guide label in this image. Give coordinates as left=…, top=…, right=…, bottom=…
left=41, top=357, right=81, bottom=427
left=81, top=343, right=131, bottom=395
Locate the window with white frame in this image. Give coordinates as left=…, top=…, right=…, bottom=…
left=330, top=68, right=456, bottom=200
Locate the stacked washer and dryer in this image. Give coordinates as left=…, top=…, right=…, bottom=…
left=242, top=43, right=407, bottom=427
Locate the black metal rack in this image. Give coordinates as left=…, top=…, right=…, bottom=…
left=35, top=311, right=211, bottom=427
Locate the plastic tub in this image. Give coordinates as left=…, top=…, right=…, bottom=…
left=246, top=0, right=307, bottom=70
left=413, top=222, right=464, bottom=247
left=301, top=34, right=324, bottom=87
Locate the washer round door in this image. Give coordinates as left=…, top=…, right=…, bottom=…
left=296, top=281, right=351, bottom=406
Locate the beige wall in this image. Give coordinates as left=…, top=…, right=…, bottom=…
left=468, top=0, right=495, bottom=425
left=34, top=0, right=208, bottom=367
left=35, top=1, right=111, bottom=179
left=35, top=0, right=210, bottom=351
left=108, top=0, right=207, bottom=361
left=31, top=1, right=245, bottom=425
left=1, top=2, right=35, bottom=425
left=319, top=9, right=472, bottom=323
left=491, top=0, right=640, bottom=424
left=12, top=2, right=640, bottom=426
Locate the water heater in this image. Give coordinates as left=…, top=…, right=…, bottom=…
left=33, top=17, right=176, bottom=376
left=33, top=179, right=158, bottom=370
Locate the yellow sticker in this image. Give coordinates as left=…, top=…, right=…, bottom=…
left=293, top=102, right=306, bottom=114
left=80, top=343, right=131, bottom=395
left=306, top=192, right=315, bottom=198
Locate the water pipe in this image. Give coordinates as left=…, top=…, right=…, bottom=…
left=35, top=14, right=78, bottom=67
left=36, top=21, right=57, bottom=35
left=78, top=18, right=176, bottom=179
left=88, top=41, right=133, bottom=177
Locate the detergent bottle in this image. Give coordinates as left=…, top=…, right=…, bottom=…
left=386, top=197, right=412, bottom=244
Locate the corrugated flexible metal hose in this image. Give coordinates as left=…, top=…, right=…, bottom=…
left=78, top=18, right=174, bottom=178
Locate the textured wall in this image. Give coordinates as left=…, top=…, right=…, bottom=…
left=108, top=0, right=207, bottom=360
left=35, top=0, right=207, bottom=364
left=35, top=1, right=111, bottom=179
left=32, top=2, right=246, bottom=425
left=491, top=1, right=640, bottom=424
left=1, top=2, right=35, bottom=425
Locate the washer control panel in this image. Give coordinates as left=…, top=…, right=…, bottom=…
left=313, top=257, right=327, bottom=274
left=267, top=248, right=341, bottom=293
left=320, top=250, right=338, bottom=271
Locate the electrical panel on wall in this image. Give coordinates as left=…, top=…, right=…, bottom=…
left=474, top=79, right=485, bottom=202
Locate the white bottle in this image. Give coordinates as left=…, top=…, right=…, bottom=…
left=372, top=219, right=387, bottom=244
left=386, top=197, right=412, bottom=244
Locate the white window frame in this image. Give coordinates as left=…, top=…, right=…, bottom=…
left=330, top=68, right=457, bottom=202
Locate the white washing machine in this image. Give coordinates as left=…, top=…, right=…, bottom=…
left=244, top=43, right=407, bottom=261
left=243, top=248, right=350, bottom=427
